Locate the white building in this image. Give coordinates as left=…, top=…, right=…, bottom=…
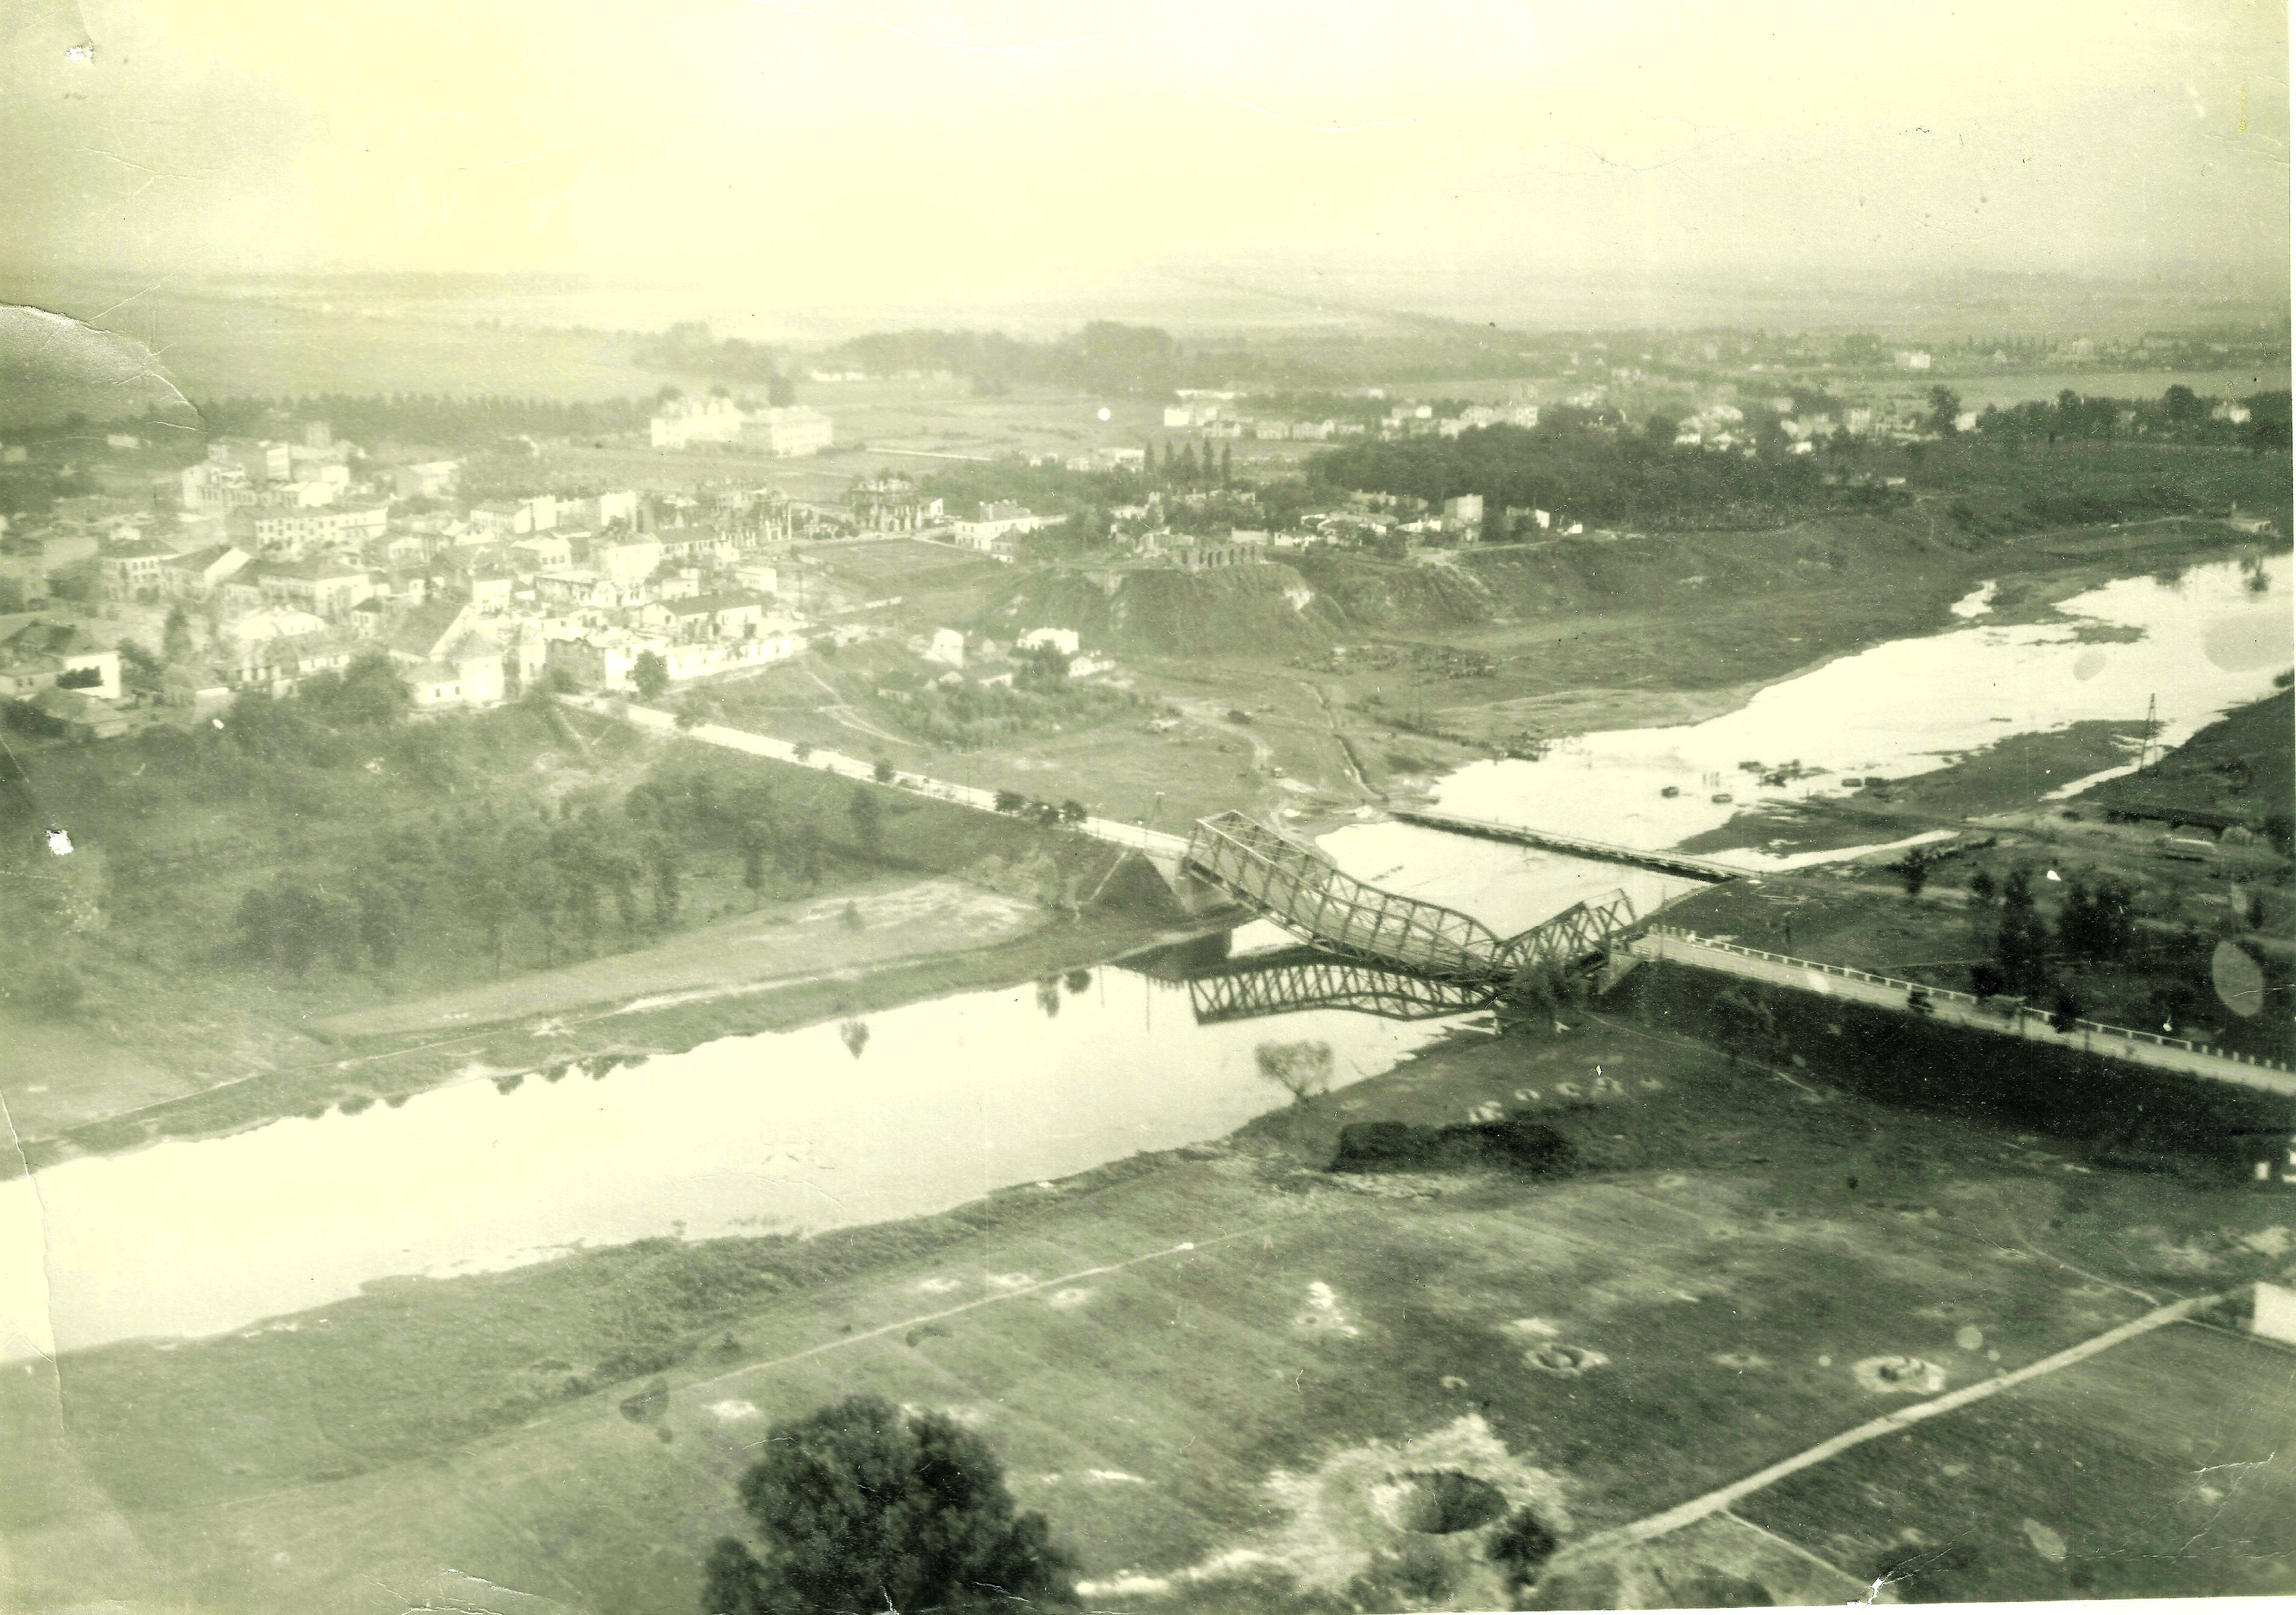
left=952, top=502, right=1051, bottom=551
left=925, top=628, right=966, bottom=668
left=1017, top=627, right=1079, bottom=656
left=249, top=504, right=389, bottom=557
left=649, top=395, right=748, bottom=449
left=738, top=407, right=835, bottom=457
left=391, top=460, right=461, bottom=499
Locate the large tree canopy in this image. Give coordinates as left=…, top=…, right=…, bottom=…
left=705, top=1395, right=1078, bottom=1615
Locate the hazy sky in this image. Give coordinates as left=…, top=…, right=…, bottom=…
left=4, top=0, right=2288, bottom=309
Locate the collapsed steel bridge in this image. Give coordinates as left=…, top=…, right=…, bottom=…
left=1180, top=945, right=1502, bottom=1025
left=1182, top=811, right=1636, bottom=984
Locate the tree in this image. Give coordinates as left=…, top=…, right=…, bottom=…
left=703, top=1395, right=1079, bottom=1615
left=233, top=887, right=276, bottom=963
left=118, top=637, right=165, bottom=693
left=847, top=786, right=882, bottom=858
left=1255, top=1039, right=1333, bottom=1105
left=2057, top=873, right=2135, bottom=963
left=270, top=881, right=325, bottom=981
left=1057, top=798, right=1088, bottom=825
left=993, top=789, right=1026, bottom=815
left=564, top=872, right=603, bottom=956
left=1995, top=867, right=2051, bottom=996
left=739, top=830, right=769, bottom=909
left=357, top=883, right=404, bottom=972
left=871, top=756, right=896, bottom=784
left=647, top=835, right=682, bottom=925
left=517, top=854, right=564, bottom=967
left=460, top=864, right=516, bottom=975
left=1896, top=851, right=1930, bottom=899
left=2048, top=989, right=2085, bottom=1034
left=310, top=650, right=412, bottom=728
left=162, top=603, right=193, bottom=664
left=632, top=650, right=670, bottom=703
left=1967, top=868, right=1997, bottom=907
left=1926, top=386, right=1963, bottom=436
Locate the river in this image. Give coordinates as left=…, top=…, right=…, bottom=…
left=0, top=945, right=1463, bottom=1362
left=1, top=554, right=2285, bottom=1362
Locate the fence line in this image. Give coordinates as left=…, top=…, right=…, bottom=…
left=1637, top=925, right=2292, bottom=1077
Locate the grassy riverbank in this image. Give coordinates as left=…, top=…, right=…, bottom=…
left=1, top=706, right=1208, bottom=1160
left=8, top=995, right=2293, bottom=1613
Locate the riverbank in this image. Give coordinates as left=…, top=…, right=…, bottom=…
left=13, top=892, right=1240, bottom=1179
left=8, top=993, right=2292, bottom=1613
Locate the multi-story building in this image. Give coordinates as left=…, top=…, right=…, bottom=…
left=649, top=395, right=747, bottom=448
left=156, top=543, right=252, bottom=599
left=736, top=406, right=834, bottom=457
left=952, top=501, right=1051, bottom=551
left=593, top=534, right=664, bottom=584
left=255, top=555, right=377, bottom=618
left=209, top=437, right=292, bottom=484
left=390, top=460, right=461, bottom=499
left=247, top=504, right=389, bottom=557
left=98, top=536, right=178, bottom=600
left=179, top=459, right=258, bottom=513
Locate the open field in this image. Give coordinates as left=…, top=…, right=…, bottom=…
left=7, top=995, right=2294, bottom=1613
left=1736, top=1318, right=2296, bottom=1601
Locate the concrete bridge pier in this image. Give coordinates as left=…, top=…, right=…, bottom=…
left=1139, top=850, right=1238, bottom=918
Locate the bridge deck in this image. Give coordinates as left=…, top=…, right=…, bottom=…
left=1183, top=812, right=1634, bottom=983
left=1185, top=812, right=1513, bottom=980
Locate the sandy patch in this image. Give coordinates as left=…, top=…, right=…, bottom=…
left=1954, top=1325, right=1986, bottom=1351
left=1046, top=1288, right=1094, bottom=1309
left=1075, top=1573, right=1173, bottom=1598
left=1710, top=1351, right=1769, bottom=1371
left=1129, top=1415, right=1569, bottom=1600
left=1085, top=1469, right=1148, bottom=1485
left=1853, top=1356, right=1949, bottom=1394
left=913, top=1276, right=964, bottom=1294
left=984, top=1271, right=1036, bottom=1290
left=2021, top=1519, right=2067, bottom=1563
left=2239, top=1226, right=2292, bottom=1256
left=1525, top=1345, right=1609, bottom=1377
left=1507, top=1317, right=1562, bottom=1339
left=706, top=1400, right=760, bottom=1422
left=1294, top=1280, right=1362, bottom=1338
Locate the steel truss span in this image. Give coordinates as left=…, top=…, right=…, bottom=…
left=1183, top=812, right=1635, bottom=984
left=1182, top=948, right=1501, bottom=1025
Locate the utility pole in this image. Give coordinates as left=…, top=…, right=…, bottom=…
left=2139, top=693, right=2159, bottom=774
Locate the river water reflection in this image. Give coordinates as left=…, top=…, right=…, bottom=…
left=0, top=958, right=1471, bottom=1360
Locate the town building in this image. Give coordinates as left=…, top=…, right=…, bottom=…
left=247, top=504, right=389, bottom=557
left=98, top=537, right=178, bottom=600
left=649, top=395, right=748, bottom=448
left=1017, top=627, right=1080, bottom=657
left=0, top=619, right=122, bottom=702
left=255, top=555, right=377, bottom=618
left=390, top=460, right=461, bottom=499
left=156, top=543, right=252, bottom=599
left=737, top=406, right=835, bottom=457
left=952, top=502, right=1051, bottom=552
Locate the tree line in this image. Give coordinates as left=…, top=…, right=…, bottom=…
left=1307, top=421, right=1853, bottom=531
left=193, top=392, right=655, bottom=453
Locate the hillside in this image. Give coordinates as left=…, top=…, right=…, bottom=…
left=981, top=561, right=1351, bottom=656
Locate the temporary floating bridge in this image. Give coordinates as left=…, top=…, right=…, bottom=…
left=1183, top=811, right=1635, bottom=984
